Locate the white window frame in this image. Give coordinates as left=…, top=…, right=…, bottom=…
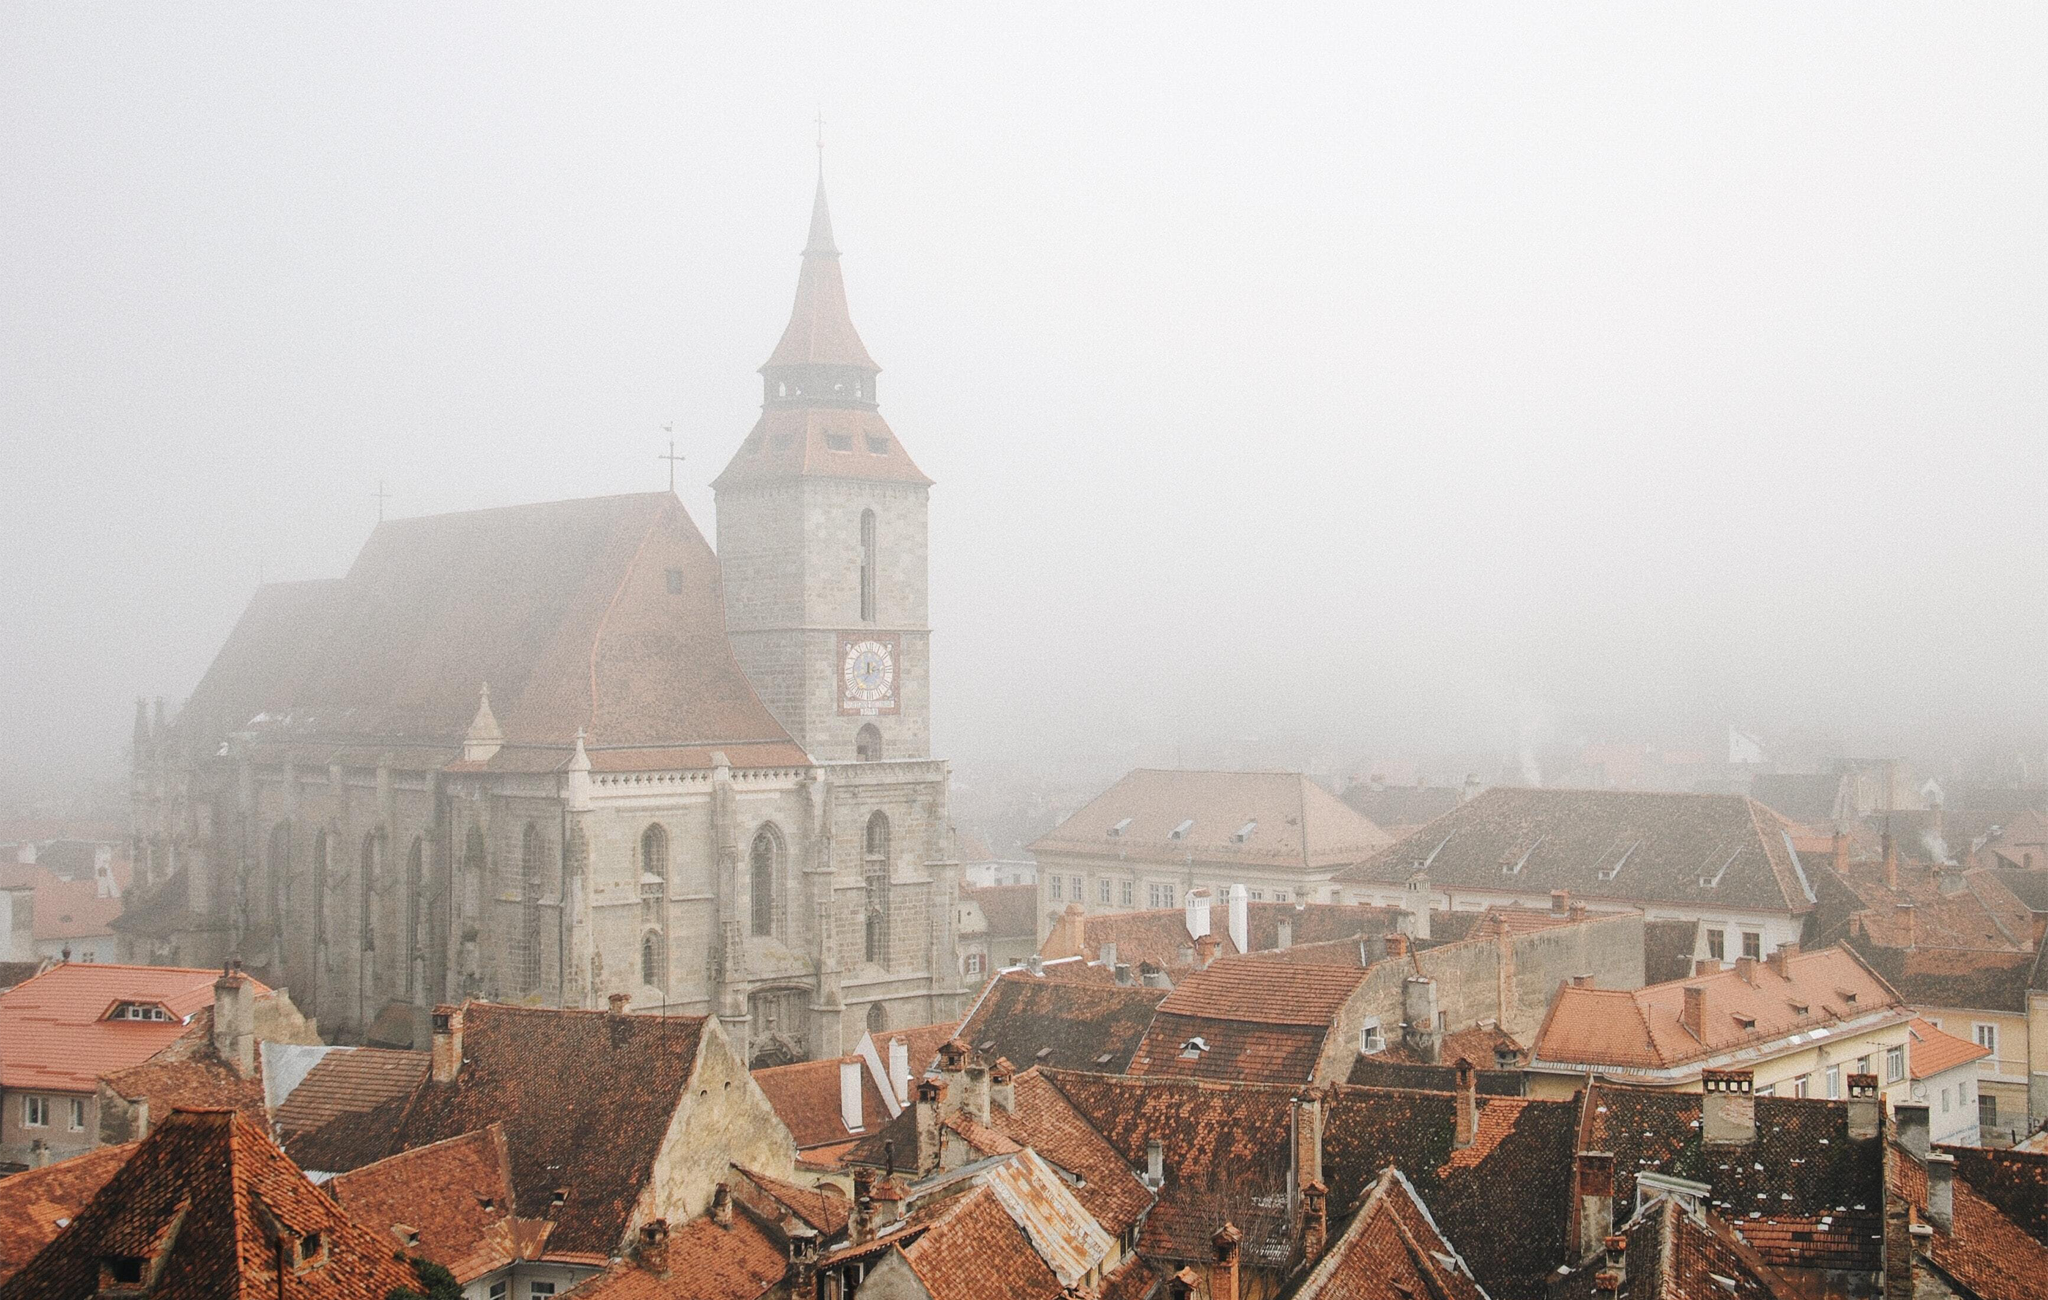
left=1097, top=879, right=1111, bottom=905
left=1120, top=880, right=1134, bottom=907
left=1887, top=1045, right=1906, bottom=1083
left=68, top=1097, right=86, bottom=1131
left=1974, top=1023, right=1999, bottom=1056
left=1792, top=1074, right=1809, bottom=1099
left=1071, top=875, right=1083, bottom=901
left=1825, top=1066, right=1840, bottom=1100
left=22, top=1095, right=48, bottom=1127
left=529, top=1284, right=556, bottom=1299
left=1705, top=928, right=1725, bottom=961
left=487, top=1281, right=508, bottom=1300
left=1050, top=876, right=1063, bottom=902
left=1741, top=931, right=1762, bottom=960
left=1360, top=1018, right=1385, bottom=1053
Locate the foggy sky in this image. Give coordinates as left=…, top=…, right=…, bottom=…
left=4, top=5, right=2046, bottom=805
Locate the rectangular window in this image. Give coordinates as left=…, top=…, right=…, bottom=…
left=1941, top=1087, right=1951, bottom=1114
left=69, top=1098, right=85, bottom=1131
left=1120, top=880, right=1134, bottom=907
left=1826, top=1066, right=1840, bottom=1100
left=1975, top=1024, right=1999, bottom=1056
left=1887, top=1046, right=1906, bottom=1083
left=1754, top=1083, right=1774, bottom=1097
left=23, top=1096, right=47, bottom=1127
left=1981, top=1093, right=1999, bottom=1129
left=530, top=1283, right=556, bottom=1299
left=1249, top=889, right=1265, bottom=901
left=1857, top=1054, right=1872, bottom=1076
left=1741, top=932, right=1762, bottom=960
left=1097, top=879, right=1111, bottom=905
left=1072, top=876, right=1083, bottom=901
left=1360, top=1019, right=1385, bottom=1053
left=1050, top=876, right=1063, bottom=902
left=1792, top=1074, right=1809, bottom=1099
left=965, top=953, right=983, bottom=975
left=1149, top=883, right=1172, bottom=909
left=1274, top=891, right=1288, bottom=902
left=1705, top=929, right=1725, bottom=961
left=488, top=1282, right=508, bottom=1300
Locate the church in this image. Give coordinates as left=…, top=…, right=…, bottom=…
left=122, top=175, right=965, bottom=1064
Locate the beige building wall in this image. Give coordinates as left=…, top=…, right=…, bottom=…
left=1524, top=1018, right=1914, bottom=1104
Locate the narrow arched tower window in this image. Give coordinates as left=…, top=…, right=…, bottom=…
left=640, top=824, right=669, bottom=885
left=403, top=837, right=423, bottom=997
left=856, top=724, right=882, bottom=762
left=750, top=826, right=781, bottom=937
left=859, top=509, right=877, bottom=623
left=461, top=827, right=484, bottom=924
left=265, top=822, right=291, bottom=938
left=360, top=833, right=380, bottom=968
left=863, top=812, right=891, bottom=965
left=641, top=931, right=662, bottom=987
left=518, top=823, right=545, bottom=993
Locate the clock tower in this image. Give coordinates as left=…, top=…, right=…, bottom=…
left=714, top=172, right=932, bottom=763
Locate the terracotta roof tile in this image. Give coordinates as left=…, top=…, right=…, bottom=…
left=1906, top=1017, right=1991, bottom=1079
left=1846, top=937, right=2036, bottom=1012
left=751, top=1054, right=893, bottom=1153
left=958, top=971, right=1167, bottom=1074
left=893, top=1183, right=1066, bottom=1300
left=1892, top=1142, right=2048, bottom=1300
left=328, top=1126, right=526, bottom=1283
left=0, top=1145, right=133, bottom=1284
left=1289, top=1166, right=1486, bottom=1300
left=990, top=1070, right=1153, bottom=1240
left=1152, top=955, right=1367, bottom=1026
left=1125, top=1012, right=1328, bottom=1084
left=0, top=963, right=260, bottom=1094
left=0, top=1109, right=418, bottom=1300
left=1030, top=770, right=1391, bottom=869
left=569, top=1206, right=789, bottom=1300
left=272, top=1046, right=428, bottom=1168
left=1551, top=1196, right=1787, bottom=1300
left=729, top=1166, right=852, bottom=1238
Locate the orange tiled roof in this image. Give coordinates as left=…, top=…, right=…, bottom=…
left=0, top=1108, right=418, bottom=1300
left=1154, top=954, right=1368, bottom=1025
left=751, top=1053, right=893, bottom=1153
left=1891, top=1141, right=2048, bottom=1300
left=893, top=1183, right=1067, bottom=1300
left=1834, top=862, right=2036, bottom=951
left=551, top=1204, right=788, bottom=1300
left=990, top=1070, right=1153, bottom=1240
left=1533, top=946, right=1906, bottom=1073
left=1906, top=1017, right=1991, bottom=1080
left=0, top=1144, right=133, bottom=1285
left=957, top=971, right=1166, bottom=1074
left=1030, top=769, right=1391, bottom=868
left=271, top=1045, right=428, bottom=1138
left=729, top=1165, right=852, bottom=1238
left=1289, top=1166, right=1485, bottom=1300
left=0, top=963, right=260, bottom=1093
left=329, top=1126, right=529, bottom=1283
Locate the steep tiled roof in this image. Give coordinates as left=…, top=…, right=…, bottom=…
left=1286, top=1166, right=1485, bottom=1300
left=958, top=971, right=1167, bottom=1073
left=751, top=1054, right=893, bottom=1154
left=387, top=1003, right=712, bottom=1259
left=569, top=1205, right=789, bottom=1300
left=1891, top=1144, right=2048, bottom=1300
left=1578, top=1080, right=1884, bottom=1275
left=729, top=1165, right=853, bottom=1238
left=1819, top=861, right=2036, bottom=951
left=889, top=1183, right=1066, bottom=1300
left=1550, top=1195, right=1787, bottom=1300
left=1152, top=955, right=1367, bottom=1026
left=1846, top=939, right=2035, bottom=1013
left=1339, top=784, right=1465, bottom=834
left=965, top=883, right=1038, bottom=939
left=177, top=493, right=805, bottom=772
left=1749, top=773, right=1852, bottom=827
left=1030, top=770, right=1391, bottom=869
left=328, top=1126, right=527, bottom=1283
left=991, top=1070, right=1154, bottom=1240
left=1945, top=1147, right=2048, bottom=1248
left=1906, top=1017, right=1990, bottom=1079
left=1126, top=1012, right=1329, bottom=1084
left=271, top=1045, right=429, bottom=1169
left=0, top=1145, right=133, bottom=1284
left=27, top=876, right=120, bottom=942
left=1533, top=946, right=1906, bottom=1074
left=871, top=1023, right=957, bottom=1082
left=0, top=1109, right=418, bottom=1300
left=715, top=406, right=931, bottom=489
left=0, top=963, right=257, bottom=1093
left=102, top=1053, right=266, bottom=1129
left=1336, top=787, right=1815, bottom=915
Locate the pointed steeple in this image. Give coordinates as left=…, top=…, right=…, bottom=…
left=463, top=683, right=503, bottom=763
left=761, top=171, right=879, bottom=401
left=805, top=171, right=839, bottom=256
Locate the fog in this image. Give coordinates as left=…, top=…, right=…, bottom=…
left=4, top=6, right=2045, bottom=812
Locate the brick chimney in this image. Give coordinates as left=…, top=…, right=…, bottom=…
left=1208, top=1223, right=1242, bottom=1300
left=1402, top=976, right=1441, bottom=1064
left=1894, top=1101, right=1930, bottom=1161
left=637, top=1220, right=670, bottom=1278
left=1599, top=1234, right=1628, bottom=1289
left=1766, top=942, right=1797, bottom=979
left=1833, top=830, right=1849, bottom=878
left=430, top=1005, right=464, bottom=1084
left=1694, top=959, right=1717, bottom=977
left=1925, top=1152, right=1955, bottom=1231
left=1384, top=931, right=1409, bottom=960
left=1568, top=902, right=1588, bottom=923
left=1846, top=1073, right=1881, bottom=1139
left=1734, top=955, right=1758, bottom=984
left=1292, top=1086, right=1324, bottom=1221
left=1453, top=1058, right=1478, bottom=1149
left=1883, top=825, right=1899, bottom=890
left=1551, top=890, right=1569, bottom=917
left=1681, top=985, right=1706, bottom=1042
left=850, top=1169, right=876, bottom=1245
left=1575, top=1152, right=1615, bottom=1260
left=211, top=961, right=255, bottom=1077
left=1194, top=933, right=1221, bottom=970
left=1043, top=901, right=1088, bottom=961
left=1701, top=1069, right=1755, bottom=1145
left=1300, top=1179, right=1329, bottom=1262
left=784, top=1223, right=819, bottom=1294
left=990, top=1057, right=1016, bottom=1114
left=1882, top=1196, right=1915, bottom=1300
left=915, top=1077, right=943, bottom=1172
left=962, top=1056, right=991, bottom=1125
left=609, top=991, right=630, bottom=1015
left=710, top=1183, right=733, bottom=1227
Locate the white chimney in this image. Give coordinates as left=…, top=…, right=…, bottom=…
left=889, top=1038, right=911, bottom=1106
left=95, top=846, right=119, bottom=900
left=1228, top=884, right=1249, bottom=953
left=840, top=1059, right=864, bottom=1133
left=1185, top=888, right=1211, bottom=941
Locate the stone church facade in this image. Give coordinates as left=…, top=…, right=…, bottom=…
left=123, top=176, right=965, bottom=1064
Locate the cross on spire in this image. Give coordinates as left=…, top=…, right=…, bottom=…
left=659, top=425, right=686, bottom=493
left=371, top=479, right=391, bottom=522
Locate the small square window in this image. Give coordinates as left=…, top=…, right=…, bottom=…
left=1741, top=932, right=1762, bottom=960
left=825, top=433, right=853, bottom=452
left=1274, top=891, right=1288, bottom=902
left=530, top=1282, right=557, bottom=1298
left=1050, top=876, right=1062, bottom=901
left=866, top=435, right=890, bottom=454
left=664, top=568, right=683, bottom=594
left=1705, top=929, right=1725, bottom=961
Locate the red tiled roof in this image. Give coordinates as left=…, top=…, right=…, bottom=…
left=872, top=1023, right=957, bottom=1079
left=0, top=963, right=260, bottom=1093
left=0, top=1145, right=133, bottom=1284
left=893, top=1183, right=1066, bottom=1300
left=1125, top=1011, right=1328, bottom=1084
left=547, top=1204, right=787, bottom=1300
left=765, top=178, right=878, bottom=372
left=990, top=1070, right=1153, bottom=1240
left=272, top=1046, right=428, bottom=1149
left=1030, top=769, right=1391, bottom=868
left=329, top=1126, right=527, bottom=1283
left=1290, top=1166, right=1485, bottom=1300
left=1831, top=862, right=2036, bottom=951
left=1892, top=1142, right=2048, bottom=1300
left=729, top=1165, right=852, bottom=1238
left=0, top=1109, right=418, bottom=1300
left=958, top=971, right=1167, bottom=1074
left=1908, top=1017, right=1992, bottom=1079
left=1154, top=954, right=1366, bottom=1025
left=751, top=1054, right=892, bottom=1154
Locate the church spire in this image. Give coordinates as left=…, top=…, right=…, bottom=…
left=760, top=167, right=878, bottom=405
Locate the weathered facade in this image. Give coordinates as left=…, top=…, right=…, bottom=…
left=122, top=177, right=965, bottom=1061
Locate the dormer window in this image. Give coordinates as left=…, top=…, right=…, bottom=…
left=1232, top=821, right=1257, bottom=843
left=297, top=1231, right=325, bottom=1268
left=866, top=435, right=890, bottom=454
left=1178, top=1036, right=1208, bottom=1060
left=1734, top=1014, right=1757, bottom=1031
left=108, top=1002, right=171, bottom=1022
left=102, top=1255, right=147, bottom=1286
left=1169, top=819, right=1195, bottom=841
left=825, top=434, right=853, bottom=452
left=1108, top=818, right=1132, bottom=838
left=1503, top=837, right=1544, bottom=876
left=1789, top=1001, right=1810, bottom=1017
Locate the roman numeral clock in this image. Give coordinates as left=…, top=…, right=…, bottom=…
left=838, top=633, right=900, bottom=716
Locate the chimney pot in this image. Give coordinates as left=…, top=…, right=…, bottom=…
left=1384, top=931, right=1409, bottom=959
left=1576, top=1152, right=1615, bottom=1260
left=430, top=1004, right=465, bottom=1084
left=211, top=965, right=255, bottom=1077
left=1701, top=1069, right=1756, bottom=1145
left=1276, top=918, right=1293, bottom=951
left=1895, top=1101, right=1930, bottom=1160
left=711, top=1183, right=733, bottom=1227
left=1453, top=1058, right=1478, bottom=1149
left=1925, top=1152, right=1955, bottom=1231
left=1766, top=943, right=1797, bottom=978
left=1209, top=1223, right=1242, bottom=1300
left=608, top=992, right=630, bottom=1015
left=1195, top=933, right=1221, bottom=970
left=1114, top=962, right=1134, bottom=986
left=1145, top=1138, right=1165, bottom=1188
left=839, top=1059, right=864, bottom=1134
left=1681, top=984, right=1706, bottom=1041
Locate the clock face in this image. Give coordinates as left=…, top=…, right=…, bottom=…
left=839, top=635, right=899, bottom=715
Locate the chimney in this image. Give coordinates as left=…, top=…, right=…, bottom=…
left=1895, top=1101, right=1930, bottom=1161
left=1568, top=902, right=1588, bottom=923
left=1209, top=1223, right=1242, bottom=1300
left=1185, top=888, right=1212, bottom=941
left=889, top=1037, right=911, bottom=1105
left=1228, top=883, right=1250, bottom=953
left=430, top=1005, right=464, bottom=1083
left=1402, top=976, right=1441, bottom=1064
left=94, top=846, right=117, bottom=899
left=1601, top=1234, right=1628, bottom=1287
left=1681, top=985, right=1706, bottom=1041
left=1453, top=1058, right=1478, bottom=1149
left=850, top=1169, right=876, bottom=1245
left=1575, top=1152, right=1615, bottom=1260
left=1383, top=931, right=1409, bottom=960
left=1694, top=959, right=1717, bottom=977
left=1883, top=825, right=1899, bottom=889
left=609, top=991, right=630, bottom=1015
left=1026, top=952, right=1044, bottom=977
left=1701, top=1069, right=1755, bottom=1145
left=1195, top=933, right=1221, bottom=970
left=1099, top=940, right=1118, bottom=970
left=915, top=1078, right=942, bottom=1172
left=1936, top=866, right=1966, bottom=897
left=990, top=1057, right=1016, bottom=1114
left=783, top=1223, right=819, bottom=1294
left=1895, top=902, right=1916, bottom=949
left=1833, top=830, right=1849, bottom=878
left=1572, top=973, right=1595, bottom=988
left=839, top=1059, right=864, bottom=1133
left=1404, top=870, right=1432, bottom=940
left=1300, top=1180, right=1328, bottom=1261
left=1168, top=1268, right=1201, bottom=1300
left=1292, top=1087, right=1324, bottom=1203
left=1734, top=955, right=1758, bottom=984
left=211, top=962, right=255, bottom=1077
left=1924, top=1152, right=1955, bottom=1232
left=1551, top=890, right=1569, bottom=917
left=1846, top=1073, right=1881, bottom=1138
left=1883, top=1197, right=1915, bottom=1300
left=710, top=1183, right=733, bottom=1227
left=1114, top=962, right=1134, bottom=986
left=1042, top=901, right=1088, bottom=960
left=1141, top=963, right=1172, bottom=989
left=637, top=1220, right=670, bottom=1278
left=1276, top=918, right=1293, bottom=951
left=1767, top=942, right=1797, bottom=979
left=963, top=1056, right=991, bottom=1125
left=1144, top=1138, right=1165, bottom=1189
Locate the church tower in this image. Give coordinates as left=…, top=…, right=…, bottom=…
left=714, top=172, right=932, bottom=763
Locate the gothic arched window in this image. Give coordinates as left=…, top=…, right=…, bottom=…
left=856, top=724, right=883, bottom=762
left=461, top=826, right=484, bottom=924
left=641, top=930, right=663, bottom=988
left=863, top=812, right=891, bottom=965
left=640, top=824, right=669, bottom=885
left=265, top=822, right=291, bottom=934
left=859, top=509, right=877, bottom=623
left=312, top=830, right=329, bottom=947
left=518, top=823, right=545, bottom=993
left=404, top=837, right=423, bottom=997
left=750, top=826, right=781, bottom=937
left=867, top=1001, right=887, bottom=1034
left=360, top=832, right=382, bottom=989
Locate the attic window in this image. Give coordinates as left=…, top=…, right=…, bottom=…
left=825, top=433, right=854, bottom=452
left=978, top=1040, right=997, bottom=1054
left=1734, top=1015, right=1758, bottom=1031
left=1094, top=1052, right=1115, bottom=1066
left=396, top=1225, right=421, bottom=1248
left=1178, top=1036, right=1208, bottom=1060
left=549, top=1189, right=568, bottom=1210
left=297, top=1231, right=325, bottom=1267
left=1503, top=837, right=1544, bottom=877
left=866, top=435, right=890, bottom=454
left=665, top=568, right=684, bottom=595
left=1107, top=818, right=1132, bottom=838
left=1035, top=1047, right=1054, bottom=1062
left=1789, top=1001, right=1810, bottom=1017
left=1598, top=840, right=1640, bottom=881
left=103, top=1256, right=147, bottom=1286
left=1840, top=990, right=1858, bottom=1005
left=1360, top=1019, right=1385, bottom=1053
left=1232, top=821, right=1257, bottom=843
left=1698, top=847, right=1741, bottom=890
left=109, top=1002, right=171, bottom=1022
left=1169, top=819, right=1195, bottom=841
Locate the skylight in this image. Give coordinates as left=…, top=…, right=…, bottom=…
left=1232, top=820, right=1257, bottom=843
left=1108, top=817, right=1133, bottom=838
left=1170, top=819, right=1195, bottom=840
